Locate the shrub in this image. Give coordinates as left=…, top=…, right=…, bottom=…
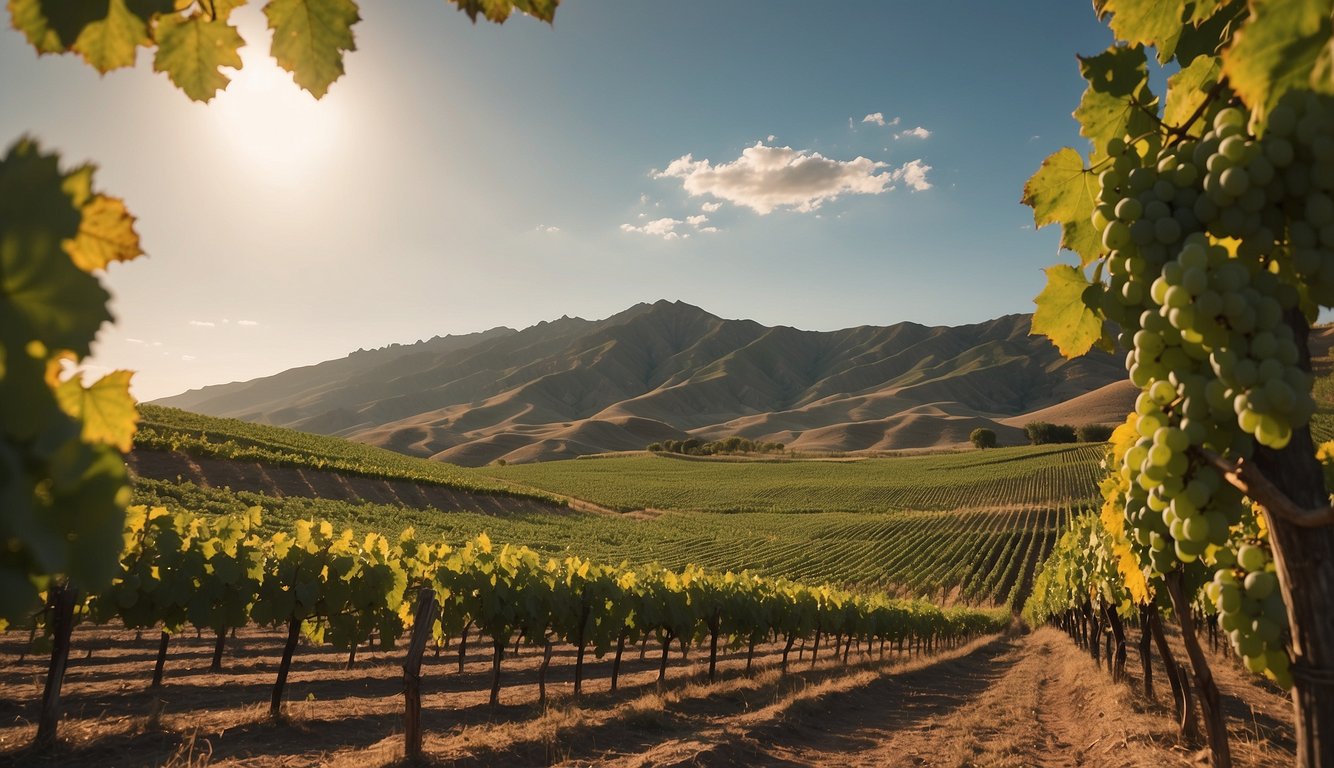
left=1076, top=424, right=1115, bottom=443
left=1024, top=422, right=1077, bottom=445
left=970, top=428, right=997, bottom=449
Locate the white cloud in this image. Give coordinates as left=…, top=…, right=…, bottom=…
left=621, top=217, right=687, bottom=240
left=861, top=112, right=900, bottom=127
left=686, top=215, right=709, bottom=227
left=891, top=159, right=933, bottom=191
left=896, top=126, right=931, bottom=140
left=766, top=134, right=776, bottom=142
left=181, top=354, right=197, bottom=362
left=639, top=193, right=649, bottom=205
left=236, top=319, right=260, bottom=326
left=698, top=226, right=719, bottom=233
left=701, top=202, right=721, bottom=213
left=654, top=142, right=895, bottom=214
left=189, top=320, right=216, bottom=328
left=126, top=337, right=146, bottom=345
left=535, top=225, right=561, bottom=233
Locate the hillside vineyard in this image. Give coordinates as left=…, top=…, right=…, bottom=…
left=154, top=301, right=1132, bottom=465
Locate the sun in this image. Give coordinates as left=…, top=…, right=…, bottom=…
left=209, top=47, right=345, bottom=179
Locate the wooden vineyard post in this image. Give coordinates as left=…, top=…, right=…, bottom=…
left=35, top=584, right=78, bottom=748
left=404, top=586, right=440, bottom=762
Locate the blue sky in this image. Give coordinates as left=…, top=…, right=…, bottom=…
left=0, top=1, right=1118, bottom=400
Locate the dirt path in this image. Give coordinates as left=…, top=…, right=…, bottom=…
left=1, top=624, right=1294, bottom=767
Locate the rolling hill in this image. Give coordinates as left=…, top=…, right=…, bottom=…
left=154, top=301, right=1132, bottom=465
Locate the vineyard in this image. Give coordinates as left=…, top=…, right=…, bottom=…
left=132, top=478, right=1074, bottom=607
left=135, top=405, right=559, bottom=504
left=481, top=443, right=1106, bottom=513
left=0, top=505, right=1006, bottom=762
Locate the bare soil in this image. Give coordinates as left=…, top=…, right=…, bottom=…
left=0, top=624, right=1294, bottom=767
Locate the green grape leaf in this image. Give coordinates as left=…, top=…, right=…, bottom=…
left=1222, top=0, right=1333, bottom=117
left=153, top=12, right=245, bottom=102
left=1164, top=55, right=1223, bottom=136
left=1022, top=147, right=1101, bottom=266
left=449, top=0, right=559, bottom=24
left=264, top=0, right=360, bottom=99
left=56, top=445, right=131, bottom=590
left=1073, top=45, right=1158, bottom=157
left=1032, top=264, right=1102, bottom=359
left=1096, top=0, right=1186, bottom=63
left=0, top=139, right=111, bottom=356
left=71, top=0, right=152, bottom=72
left=1176, top=2, right=1246, bottom=66
left=7, top=0, right=102, bottom=53
left=65, top=195, right=144, bottom=272
left=1189, top=0, right=1229, bottom=23
left=54, top=369, right=139, bottom=452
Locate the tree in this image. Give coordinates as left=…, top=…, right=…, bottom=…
left=1025, top=3, right=1334, bottom=765
left=969, top=428, right=997, bottom=449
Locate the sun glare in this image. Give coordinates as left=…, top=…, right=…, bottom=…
left=210, top=49, right=344, bottom=180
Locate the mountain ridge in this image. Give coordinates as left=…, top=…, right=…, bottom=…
left=153, top=300, right=1133, bottom=465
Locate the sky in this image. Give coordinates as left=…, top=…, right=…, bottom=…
left=0, top=1, right=1123, bottom=400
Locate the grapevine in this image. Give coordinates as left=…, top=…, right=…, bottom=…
left=1025, top=2, right=1334, bottom=765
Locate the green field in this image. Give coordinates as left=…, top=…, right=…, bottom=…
left=476, top=444, right=1106, bottom=514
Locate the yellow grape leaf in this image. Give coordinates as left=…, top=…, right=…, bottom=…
left=200, top=0, right=248, bottom=19
left=1022, top=147, right=1101, bottom=266
left=54, top=369, right=139, bottom=452
left=71, top=0, right=151, bottom=72
left=1164, top=55, right=1222, bottom=135
left=61, top=164, right=95, bottom=208
left=8, top=0, right=96, bottom=53
left=449, top=0, right=559, bottom=24
left=264, top=0, right=360, bottom=99
left=1096, top=0, right=1187, bottom=63
left=64, top=195, right=143, bottom=272
left=1031, top=264, right=1103, bottom=358
left=1222, top=0, right=1332, bottom=118
left=153, top=12, right=245, bottom=102
left=477, top=531, right=492, bottom=553
left=1073, top=45, right=1157, bottom=159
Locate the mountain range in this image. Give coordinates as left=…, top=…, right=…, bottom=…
left=153, top=300, right=1136, bottom=465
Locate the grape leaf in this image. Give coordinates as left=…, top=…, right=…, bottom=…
left=153, top=12, right=245, bottom=102
left=54, top=369, right=139, bottom=452
left=1022, top=147, right=1101, bottom=266
left=264, top=0, right=360, bottom=99
left=1189, top=0, right=1229, bottom=23
left=0, top=139, right=111, bottom=356
left=1164, top=55, right=1222, bottom=136
left=1096, top=0, right=1186, bottom=63
left=71, top=0, right=151, bottom=72
left=449, top=0, right=559, bottom=24
left=1032, top=265, right=1102, bottom=358
left=65, top=195, right=143, bottom=272
left=1074, top=45, right=1158, bottom=157
left=7, top=0, right=102, bottom=53
left=1222, top=0, right=1332, bottom=117
left=200, top=0, right=248, bottom=20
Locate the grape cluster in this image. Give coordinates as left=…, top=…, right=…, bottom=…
left=1205, top=535, right=1291, bottom=687
left=1092, top=92, right=1334, bottom=687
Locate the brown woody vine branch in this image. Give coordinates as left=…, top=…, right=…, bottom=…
left=1197, top=448, right=1334, bottom=528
